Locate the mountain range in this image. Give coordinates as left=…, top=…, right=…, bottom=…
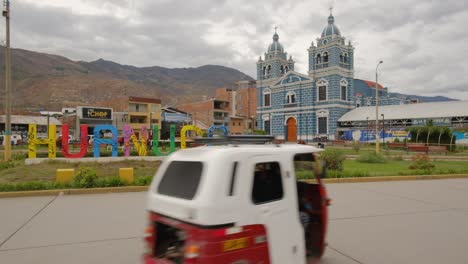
left=0, top=47, right=253, bottom=112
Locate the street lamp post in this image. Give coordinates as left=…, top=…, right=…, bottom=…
left=375, top=60, right=383, bottom=154
left=3, top=0, right=12, bottom=161
left=381, top=113, right=385, bottom=145
left=366, top=117, right=369, bottom=143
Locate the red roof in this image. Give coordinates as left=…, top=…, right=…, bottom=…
left=363, top=80, right=384, bottom=90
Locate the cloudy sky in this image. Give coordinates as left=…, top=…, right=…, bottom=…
left=4, top=0, right=468, bottom=99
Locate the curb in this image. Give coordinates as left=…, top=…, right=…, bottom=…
left=0, top=186, right=149, bottom=199
left=320, top=174, right=468, bottom=184
left=1, top=174, right=468, bottom=199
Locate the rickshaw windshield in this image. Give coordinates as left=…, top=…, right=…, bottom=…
left=157, top=161, right=203, bottom=200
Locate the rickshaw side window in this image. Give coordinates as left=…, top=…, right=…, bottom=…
left=157, top=161, right=203, bottom=200
left=294, top=153, right=316, bottom=180
left=252, top=162, right=283, bottom=204
left=228, top=162, right=238, bottom=196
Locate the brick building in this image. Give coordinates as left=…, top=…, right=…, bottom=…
left=215, top=80, right=257, bottom=133
left=176, top=99, right=230, bottom=129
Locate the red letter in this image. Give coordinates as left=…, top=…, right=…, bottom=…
left=61, top=124, right=88, bottom=158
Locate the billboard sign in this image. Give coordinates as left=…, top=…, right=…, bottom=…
left=79, top=107, right=113, bottom=120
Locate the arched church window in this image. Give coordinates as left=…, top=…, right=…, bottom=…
left=340, top=79, right=348, bottom=101
left=285, top=66, right=289, bottom=72
left=323, top=52, right=329, bottom=63
left=317, top=111, right=328, bottom=135
left=316, top=54, right=322, bottom=64
left=267, top=65, right=272, bottom=77
left=343, top=53, right=348, bottom=63
left=316, top=79, right=328, bottom=101
left=340, top=53, right=343, bottom=62
left=263, top=88, right=271, bottom=107
left=280, top=65, right=284, bottom=74
left=286, top=91, right=296, bottom=104
left=262, top=66, right=266, bottom=77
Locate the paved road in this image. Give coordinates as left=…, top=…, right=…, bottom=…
left=1, top=179, right=468, bottom=264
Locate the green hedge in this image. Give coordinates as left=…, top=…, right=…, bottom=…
left=0, top=175, right=153, bottom=192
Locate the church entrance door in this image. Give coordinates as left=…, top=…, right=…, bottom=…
left=286, top=117, right=297, bottom=142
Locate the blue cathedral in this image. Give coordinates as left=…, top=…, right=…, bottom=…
left=256, top=11, right=404, bottom=141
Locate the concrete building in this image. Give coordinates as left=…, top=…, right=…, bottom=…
left=161, top=107, right=191, bottom=139
left=337, top=101, right=468, bottom=143
left=127, top=97, right=162, bottom=136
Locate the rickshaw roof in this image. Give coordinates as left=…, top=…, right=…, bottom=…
left=168, top=144, right=323, bottom=162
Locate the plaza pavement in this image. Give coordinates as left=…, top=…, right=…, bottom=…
left=1, top=179, right=468, bottom=264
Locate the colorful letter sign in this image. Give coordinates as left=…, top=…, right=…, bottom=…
left=28, top=124, right=56, bottom=158
left=26, top=123, right=208, bottom=159
left=61, top=124, right=88, bottom=158
left=152, top=125, right=176, bottom=156
left=180, top=125, right=203, bottom=149
left=130, top=126, right=148, bottom=156
left=93, top=125, right=118, bottom=157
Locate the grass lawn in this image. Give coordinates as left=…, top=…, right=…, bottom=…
left=328, top=145, right=468, bottom=156
left=333, top=160, right=468, bottom=177
left=0, top=159, right=161, bottom=183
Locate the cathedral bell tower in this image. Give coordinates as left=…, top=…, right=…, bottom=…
left=257, top=29, right=295, bottom=81
left=308, top=9, right=355, bottom=104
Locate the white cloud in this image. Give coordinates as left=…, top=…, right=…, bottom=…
left=2, top=0, right=467, bottom=99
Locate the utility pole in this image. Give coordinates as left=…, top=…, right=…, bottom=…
left=375, top=60, right=383, bottom=154
left=3, top=0, right=11, bottom=161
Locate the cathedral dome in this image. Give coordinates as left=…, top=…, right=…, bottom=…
left=267, top=32, right=284, bottom=53
left=321, top=14, right=341, bottom=37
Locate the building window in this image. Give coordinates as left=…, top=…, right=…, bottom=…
left=264, top=120, right=271, bottom=134
left=340, top=53, right=343, bottom=62
left=262, top=66, right=266, bottom=78
left=286, top=91, right=296, bottom=104
left=252, top=162, right=283, bottom=204
left=343, top=53, right=348, bottom=63
left=318, top=117, right=327, bottom=134
left=263, top=88, right=271, bottom=107
left=280, top=65, right=284, bottom=74
left=316, top=54, right=322, bottom=64
left=266, top=65, right=272, bottom=77
left=285, top=66, right=289, bottom=72
left=323, top=52, right=329, bottom=63
left=316, top=79, right=328, bottom=102
left=340, top=79, right=348, bottom=101
left=318, top=86, right=327, bottom=101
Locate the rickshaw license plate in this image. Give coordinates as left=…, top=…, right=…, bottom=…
left=222, top=237, right=248, bottom=252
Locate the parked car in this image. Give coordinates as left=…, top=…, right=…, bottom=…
left=0, top=134, right=23, bottom=145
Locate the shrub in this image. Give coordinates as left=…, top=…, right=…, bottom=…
left=73, top=167, right=98, bottom=188
left=0, top=181, right=56, bottom=192
left=392, top=154, right=404, bottom=161
left=351, top=141, right=361, bottom=153
left=95, top=176, right=124, bottom=187
left=0, top=160, right=15, bottom=170
left=325, top=170, right=369, bottom=178
left=12, top=153, right=27, bottom=161
left=409, top=154, right=435, bottom=174
left=319, top=149, right=345, bottom=171
left=357, top=153, right=386, bottom=163
left=254, top=130, right=266, bottom=135
left=134, top=176, right=153, bottom=186
left=393, top=138, right=401, bottom=143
